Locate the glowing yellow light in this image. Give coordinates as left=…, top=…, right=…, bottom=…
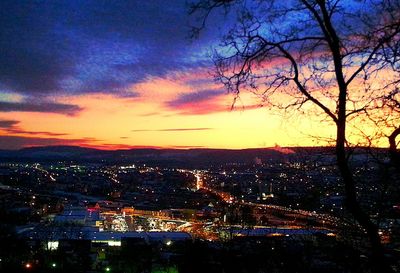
left=272, top=233, right=283, bottom=236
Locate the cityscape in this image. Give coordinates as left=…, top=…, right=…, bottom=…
left=0, top=147, right=399, bottom=272
left=0, top=0, right=399, bottom=273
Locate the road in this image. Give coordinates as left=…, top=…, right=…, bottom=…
left=191, top=170, right=346, bottom=230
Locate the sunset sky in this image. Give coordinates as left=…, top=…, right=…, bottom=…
left=0, top=1, right=342, bottom=150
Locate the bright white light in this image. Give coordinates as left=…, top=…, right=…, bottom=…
left=47, top=241, right=59, bottom=250
left=107, top=241, right=121, bottom=246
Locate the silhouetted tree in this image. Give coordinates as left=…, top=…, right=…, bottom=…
left=189, top=1, right=400, bottom=272
left=381, top=18, right=400, bottom=166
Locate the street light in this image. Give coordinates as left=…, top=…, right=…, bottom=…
left=105, top=267, right=111, bottom=272
left=51, top=262, right=57, bottom=268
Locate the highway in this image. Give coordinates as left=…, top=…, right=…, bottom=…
left=191, top=170, right=349, bottom=231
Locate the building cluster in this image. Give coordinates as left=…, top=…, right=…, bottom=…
left=0, top=159, right=399, bottom=271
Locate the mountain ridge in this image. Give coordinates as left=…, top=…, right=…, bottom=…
left=0, top=145, right=384, bottom=167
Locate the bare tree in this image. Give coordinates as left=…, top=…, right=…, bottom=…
left=189, top=0, right=400, bottom=272
left=383, top=50, right=400, bottom=166
left=378, top=87, right=400, bottom=167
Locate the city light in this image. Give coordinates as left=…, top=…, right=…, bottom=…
left=0, top=0, right=398, bottom=272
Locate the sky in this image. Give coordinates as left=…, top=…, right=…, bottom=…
left=0, top=0, right=339, bottom=150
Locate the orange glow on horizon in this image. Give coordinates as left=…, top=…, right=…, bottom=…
left=0, top=67, right=396, bottom=150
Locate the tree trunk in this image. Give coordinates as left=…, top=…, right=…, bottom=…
left=388, top=127, right=400, bottom=168
left=318, top=2, right=392, bottom=268
left=336, top=106, right=392, bottom=273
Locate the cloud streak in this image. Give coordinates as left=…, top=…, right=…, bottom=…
left=0, top=101, right=82, bottom=115
left=167, top=90, right=224, bottom=107
left=0, top=135, right=85, bottom=150
left=164, top=89, right=231, bottom=115
left=0, top=119, right=19, bottom=129
left=132, top=128, right=214, bottom=132
left=0, top=119, right=68, bottom=137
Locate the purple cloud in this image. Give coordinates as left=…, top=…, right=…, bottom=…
left=0, top=101, right=82, bottom=116
left=0, top=135, right=76, bottom=150
left=167, top=90, right=224, bottom=108
left=0, top=119, right=19, bottom=128
left=0, top=119, right=68, bottom=137
left=0, top=0, right=218, bottom=103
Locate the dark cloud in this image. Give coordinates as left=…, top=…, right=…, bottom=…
left=164, top=89, right=230, bottom=114
left=165, top=89, right=264, bottom=115
left=0, top=135, right=78, bottom=150
left=170, top=145, right=206, bottom=149
left=7, top=129, right=67, bottom=137
left=0, top=0, right=218, bottom=101
left=0, top=118, right=68, bottom=137
left=0, top=101, right=82, bottom=115
left=0, top=119, right=19, bottom=129
left=0, top=134, right=208, bottom=150
left=91, top=143, right=160, bottom=150
left=167, top=90, right=224, bottom=108
left=132, top=128, right=214, bottom=132
left=0, top=134, right=105, bottom=150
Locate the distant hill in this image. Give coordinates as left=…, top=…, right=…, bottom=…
left=0, top=145, right=386, bottom=167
